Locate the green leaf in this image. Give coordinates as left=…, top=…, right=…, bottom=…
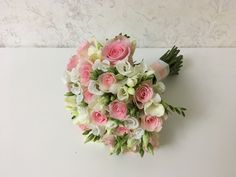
left=147, top=143, right=154, bottom=155
left=84, top=134, right=94, bottom=143
left=82, top=129, right=91, bottom=135
left=139, top=148, right=145, bottom=157
left=64, top=92, right=75, bottom=96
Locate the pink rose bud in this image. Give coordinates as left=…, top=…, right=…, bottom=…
left=77, top=40, right=90, bottom=58
left=108, top=100, right=127, bottom=120
left=67, top=55, right=79, bottom=71
left=102, top=37, right=131, bottom=64
left=141, top=115, right=163, bottom=132
left=98, top=72, right=116, bottom=91
left=135, top=83, right=153, bottom=103
left=83, top=89, right=94, bottom=104
left=78, top=124, right=89, bottom=131
left=79, top=61, right=92, bottom=86
left=102, top=135, right=115, bottom=146
left=91, top=111, right=108, bottom=126
left=116, top=126, right=129, bottom=136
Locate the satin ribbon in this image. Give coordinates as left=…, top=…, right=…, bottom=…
left=150, top=60, right=170, bottom=81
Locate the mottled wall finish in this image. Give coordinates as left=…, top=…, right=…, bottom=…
left=1, top=0, right=236, bottom=47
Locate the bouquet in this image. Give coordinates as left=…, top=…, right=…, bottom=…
left=63, top=34, right=186, bottom=157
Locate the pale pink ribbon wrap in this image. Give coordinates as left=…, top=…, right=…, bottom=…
left=150, top=60, right=170, bottom=81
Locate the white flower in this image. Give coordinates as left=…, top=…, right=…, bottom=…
left=92, top=59, right=110, bottom=72
left=127, top=87, right=135, bottom=95
left=106, top=120, right=118, bottom=129
left=116, top=60, right=133, bottom=75
left=88, top=81, right=104, bottom=95
left=132, top=128, right=144, bottom=140
left=128, top=61, right=148, bottom=77
left=70, top=85, right=84, bottom=104
left=72, top=107, right=89, bottom=125
left=144, top=95, right=165, bottom=117
left=117, top=86, right=129, bottom=101
left=155, top=82, right=166, bottom=93
left=109, top=80, right=126, bottom=94
left=91, top=125, right=106, bottom=136
left=126, top=77, right=137, bottom=87
left=62, top=71, right=70, bottom=85
left=69, top=68, right=79, bottom=83
left=124, top=117, right=139, bottom=129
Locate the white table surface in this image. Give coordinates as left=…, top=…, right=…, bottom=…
left=1, top=48, right=236, bottom=177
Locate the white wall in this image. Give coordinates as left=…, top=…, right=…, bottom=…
left=1, top=0, right=236, bottom=47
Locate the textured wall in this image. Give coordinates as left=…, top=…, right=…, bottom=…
left=1, top=0, right=236, bottom=47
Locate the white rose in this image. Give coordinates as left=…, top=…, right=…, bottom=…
left=124, top=117, right=139, bottom=129
left=144, top=99, right=165, bottom=117
left=117, top=86, right=129, bottom=101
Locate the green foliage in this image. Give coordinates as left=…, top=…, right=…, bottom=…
left=160, top=46, right=183, bottom=75
left=84, top=133, right=101, bottom=143
left=111, top=135, right=129, bottom=155
left=107, top=67, right=118, bottom=75
left=162, top=100, right=187, bottom=117
left=90, top=69, right=104, bottom=80
left=64, top=92, right=75, bottom=96
left=127, top=103, right=140, bottom=118
left=79, top=100, right=88, bottom=107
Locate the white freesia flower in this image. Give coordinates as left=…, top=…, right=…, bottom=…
left=156, top=82, right=166, bottom=93
left=126, top=77, right=137, bottom=87
left=62, top=71, right=70, bottom=85
left=106, top=120, right=118, bottom=129
left=124, top=117, right=139, bottom=129
left=69, top=68, right=79, bottom=83
left=116, top=60, right=133, bottom=75
left=88, top=81, right=104, bottom=95
left=135, top=62, right=148, bottom=73
left=144, top=96, right=165, bottom=117
left=72, top=107, right=89, bottom=125
left=132, top=128, right=144, bottom=140
left=92, top=59, right=110, bottom=72
left=91, top=125, right=106, bottom=136
left=117, top=86, right=129, bottom=101
left=109, top=80, right=127, bottom=94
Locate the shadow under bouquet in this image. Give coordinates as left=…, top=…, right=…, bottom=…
left=63, top=34, right=186, bottom=157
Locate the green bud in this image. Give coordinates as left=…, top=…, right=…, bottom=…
left=127, top=87, right=135, bottom=95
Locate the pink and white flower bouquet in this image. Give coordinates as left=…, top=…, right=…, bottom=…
left=63, top=34, right=186, bottom=157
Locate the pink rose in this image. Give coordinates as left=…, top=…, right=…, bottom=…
left=135, top=84, right=153, bottom=103
left=98, top=72, right=116, bottom=91
left=78, top=124, right=89, bottom=131
left=141, top=115, right=163, bottom=132
left=102, top=135, right=115, bottom=146
left=79, top=61, right=92, bottom=86
left=108, top=100, right=127, bottom=120
left=91, top=111, right=108, bottom=126
left=67, top=55, right=79, bottom=71
left=116, top=126, right=129, bottom=136
left=102, top=37, right=131, bottom=64
left=83, top=89, right=94, bottom=104
left=77, top=40, right=90, bottom=58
